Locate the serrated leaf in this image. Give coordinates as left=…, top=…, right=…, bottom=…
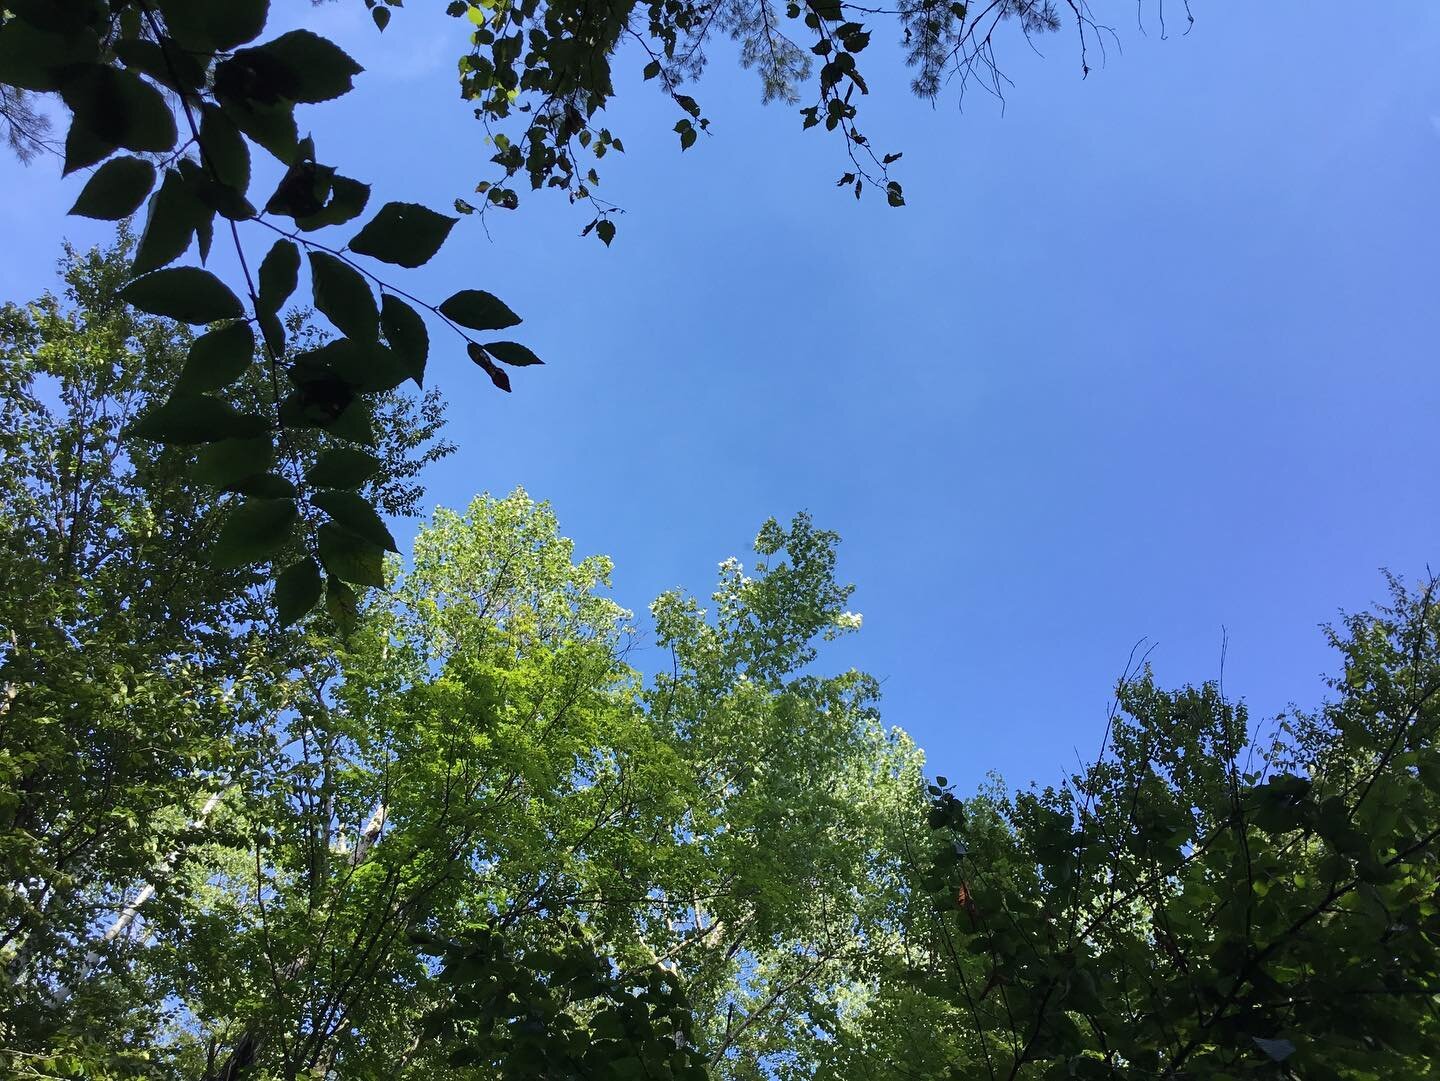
left=258, top=239, right=300, bottom=315
left=0, top=18, right=98, bottom=93
left=309, top=252, right=377, bottom=340
left=596, top=219, right=616, bottom=246
left=276, top=557, right=324, bottom=625
left=296, top=175, right=370, bottom=232
left=306, top=447, right=382, bottom=489
left=380, top=294, right=428, bottom=385
left=258, top=310, right=286, bottom=358
left=114, top=39, right=205, bottom=93
left=63, top=119, right=115, bottom=176
left=348, top=202, right=458, bottom=268
left=467, top=342, right=511, bottom=392
left=193, top=436, right=275, bottom=489
left=157, top=0, right=269, bottom=51
left=483, top=340, right=543, bottom=367
left=317, top=522, right=385, bottom=587
left=121, top=267, right=244, bottom=324
left=133, top=169, right=202, bottom=273
left=311, top=490, right=397, bottom=551
left=325, top=575, right=359, bottom=632
left=128, top=394, right=269, bottom=445
left=220, top=97, right=298, bottom=164
left=302, top=338, right=409, bottom=394
left=325, top=398, right=375, bottom=445
left=438, top=289, right=520, bottom=331
left=199, top=103, right=250, bottom=194
left=60, top=65, right=177, bottom=156
left=213, top=497, right=298, bottom=569
left=69, top=156, right=155, bottom=220
left=232, top=473, right=298, bottom=498
left=246, top=30, right=364, bottom=104
left=177, top=321, right=256, bottom=393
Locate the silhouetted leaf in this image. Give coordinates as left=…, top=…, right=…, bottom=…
left=127, top=394, right=268, bottom=445
left=157, top=0, right=269, bottom=51
left=380, top=294, right=428, bottom=385
left=213, top=497, right=298, bottom=569
left=121, top=267, right=243, bottom=324
left=317, top=522, right=385, bottom=587
left=483, top=341, right=543, bottom=367
left=348, top=201, right=458, bottom=267
left=199, top=103, right=250, bottom=194
left=439, top=289, right=520, bottom=331
left=133, top=168, right=203, bottom=273
left=276, top=557, right=324, bottom=625
left=306, top=447, right=382, bottom=489
left=61, top=65, right=177, bottom=155
left=309, top=251, right=378, bottom=340
left=193, top=436, right=275, bottom=489
left=312, top=490, right=397, bottom=551
left=176, top=321, right=255, bottom=393
left=258, top=239, right=300, bottom=315
left=467, top=342, right=511, bottom=392
left=242, top=30, right=364, bottom=104
left=69, top=156, right=155, bottom=219
left=232, top=473, right=298, bottom=498
left=325, top=575, right=358, bottom=632
left=296, top=175, right=370, bottom=232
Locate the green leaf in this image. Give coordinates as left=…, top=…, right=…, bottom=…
left=63, top=119, right=115, bottom=176
left=380, top=294, right=428, bottom=385
left=300, top=338, right=409, bottom=394
left=133, top=169, right=205, bottom=274
left=127, top=394, right=269, bottom=445
left=325, top=398, right=375, bottom=445
left=467, top=342, right=511, bottom=393
left=121, top=268, right=244, bottom=324
left=317, top=522, right=385, bottom=587
left=69, top=156, right=155, bottom=220
left=115, top=39, right=206, bottom=93
left=258, top=239, right=300, bottom=315
left=258, top=310, right=286, bottom=358
left=438, top=289, right=521, bottom=331
left=348, top=202, right=458, bottom=268
left=199, top=103, right=251, bottom=195
left=294, top=176, right=371, bottom=232
left=276, top=557, right=324, bottom=625
left=232, top=473, right=298, bottom=498
left=220, top=98, right=298, bottom=165
left=157, top=0, right=269, bottom=51
left=311, top=490, right=397, bottom=551
left=309, top=252, right=378, bottom=341
left=176, top=321, right=256, bottom=393
left=306, top=447, right=383, bottom=489
left=60, top=65, right=178, bottom=156
left=0, top=19, right=98, bottom=93
left=483, top=340, right=544, bottom=367
left=596, top=219, right=616, bottom=246
left=246, top=30, right=364, bottom=103
left=325, top=575, right=359, bottom=633
left=193, top=436, right=275, bottom=489
left=213, top=497, right=298, bottom=569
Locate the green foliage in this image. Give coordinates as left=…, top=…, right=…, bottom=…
left=0, top=237, right=451, bottom=1077
left=879, top=576, right=1440, bottom=1081
left=436, top=0, right=1175, bottom=240
left=0, top=0, right=539, bottom=622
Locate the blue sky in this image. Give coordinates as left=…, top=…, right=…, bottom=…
left=4, top=2, right=1439, bottom=789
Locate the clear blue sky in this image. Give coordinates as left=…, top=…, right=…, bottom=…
left=3, top=2, right=1438, bottom=790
